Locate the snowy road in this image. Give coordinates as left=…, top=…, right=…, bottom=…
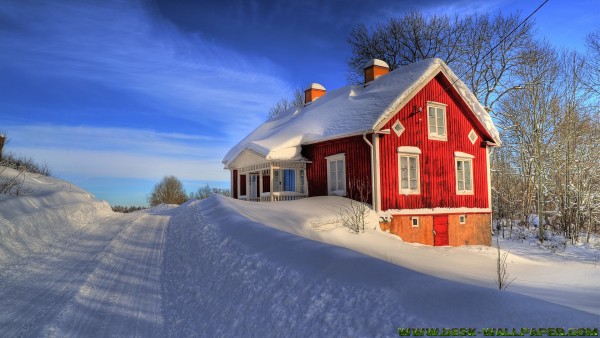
left=0, top=209, right=171, bottom=337
left=0, top=198, right=598, bottom=337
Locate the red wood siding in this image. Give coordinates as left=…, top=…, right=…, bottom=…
left=262, top=175, right=270, bottom=193
left=239, top=174, right=247, bottom=196
left=232, top=170, right=238, bottom=199
left=379, top=74, right=490, bottom=211
left=303, top=135, right=372, bottom=204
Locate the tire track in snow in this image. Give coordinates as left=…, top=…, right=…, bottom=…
left=42, top=209, right=170, bottom=337
left=0, top=213, right=127, bottom=337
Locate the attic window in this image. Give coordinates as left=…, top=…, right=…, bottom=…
left=427, top=102, right=447, bottom=141
left=468, top=129, right=478, bottom=145
left=392, top=120, right=405, bottom=137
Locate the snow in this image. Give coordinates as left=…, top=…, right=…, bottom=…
left=455, top=151, right=475, bottom=158
left=223, top=58, right=501, bottom=167
left=365, top=58, right=390, bottom=68
left=0, top=170, right=598, bottom=336
left=398, top=146, right=422, bottom=154
left=305, top=82, right=325, bottom=91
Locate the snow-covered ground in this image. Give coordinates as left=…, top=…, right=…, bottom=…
left=1, top=169, right=598, bottom=337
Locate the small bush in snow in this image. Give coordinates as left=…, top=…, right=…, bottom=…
left=338, top=179, right=371, bottom=234
left=495, top=235, right=515, bottom=290
left=0, top=166, right=28, bottom=196
left=1, top=151, right=51, bottom=176
left=111, top=205, right=146, bottom=213
left=511, top=226, right=528, bottom=241
left=541, top=234, right=567, bottom=253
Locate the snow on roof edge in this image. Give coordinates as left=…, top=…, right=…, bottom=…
left=371, top=58, right=501, bottom=145
left=223, top=58, right=501, bottom=167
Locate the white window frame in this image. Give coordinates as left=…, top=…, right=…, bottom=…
left=392, top=120, right=405, bottom=137
left=411, top=216, right=420, bottom=227
left=459, top=214, right=466, bottom=224
left=298, top=169, right=306, bottom=194
left=273, top=169, right=304, bottom=194
left=398, top=149, right=420, bottom=195
left=468, top=129, right=478, bottom=145
left=249, top=174, right=259, bottom=198
left=326, top=153, right=346, bottom=196
left=455, top=154, right=474, bottom=195
left=427, top=102, right=447, bottom=141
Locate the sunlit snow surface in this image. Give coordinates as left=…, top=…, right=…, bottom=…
left=0, top=169, right=598, bottom=336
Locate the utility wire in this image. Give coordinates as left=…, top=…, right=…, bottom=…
left=429, top=0, right=550, bottom=104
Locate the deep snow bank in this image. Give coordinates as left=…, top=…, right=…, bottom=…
left=200, top=195, right=600, bottom=316
left=0, top=167, right=113, bottom=263
left=162, top=196, right=598, bottom=337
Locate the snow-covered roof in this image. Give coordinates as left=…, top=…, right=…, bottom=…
left=223, top=58, right=501, bottom=167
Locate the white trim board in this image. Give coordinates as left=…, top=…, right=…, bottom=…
left=384, top=208, right=492, bottom=215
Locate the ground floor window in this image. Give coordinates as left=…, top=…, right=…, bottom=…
left=274, top=169, right=296, bottom=192
left=326, top=153, right=346, bottom=196
left=455, top=158, right=473, bottom=194
left=298, top=169, right=305, bottom=194
left=399, top=154, right=420, bottom=194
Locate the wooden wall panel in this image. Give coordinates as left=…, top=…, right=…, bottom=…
left=303, top=135, right=372, bottom=204
left=380, top=212, right=492, bottom=246
left=380, top=215, right=434, bottom=245
left=239, top=174, right=246, bottom=196
left=448, top=213, right=492, bottom=246
left=378, top=74, right=491, bottom=211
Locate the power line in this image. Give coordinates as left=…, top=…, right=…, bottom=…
left=430, top=0, right=550, bottom=104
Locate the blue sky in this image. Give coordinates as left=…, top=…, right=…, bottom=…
left=0, top=0, right=598, bottom=206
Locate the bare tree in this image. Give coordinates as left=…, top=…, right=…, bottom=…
left=457, top=12, right=534, bottom=111
left=148, top=175, right=187, bottom=206
left=347, top=12, right=464, bottom=84
left=267, top=88, right=304, bottom=119
left=346, top=11, right=533, bottom=111
left=585, top=28, right=600, bottom=100
left=195, top=184, right=213, bottom=200
left=496, top=41, right=560, bottom=242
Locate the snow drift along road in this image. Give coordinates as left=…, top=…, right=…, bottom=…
left=0, top=170, right=598, bottom=336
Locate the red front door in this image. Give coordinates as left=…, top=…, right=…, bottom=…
left=433, top=215, right=449, bottom=246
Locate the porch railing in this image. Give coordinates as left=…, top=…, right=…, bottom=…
left=240, top=194, right=308, bottom=202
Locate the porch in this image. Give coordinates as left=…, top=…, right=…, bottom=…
left=234, top=160, right=308, bottom=202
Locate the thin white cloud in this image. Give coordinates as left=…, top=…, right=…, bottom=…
left=0, top=0, right=290, bottom=136
left=6, top=124, right=229, bottom=181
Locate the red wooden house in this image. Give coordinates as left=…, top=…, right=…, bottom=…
left=222, top=58, right=501, bottom=246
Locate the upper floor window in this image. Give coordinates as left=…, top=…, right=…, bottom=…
left=326, top=153, right=346, bottom=196
left=455, top=152, right=474, bottom=195
left=427, top=102, right=447, bottom=141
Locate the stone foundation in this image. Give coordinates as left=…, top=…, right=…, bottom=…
left=380, top=213, right=492, bottom=246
